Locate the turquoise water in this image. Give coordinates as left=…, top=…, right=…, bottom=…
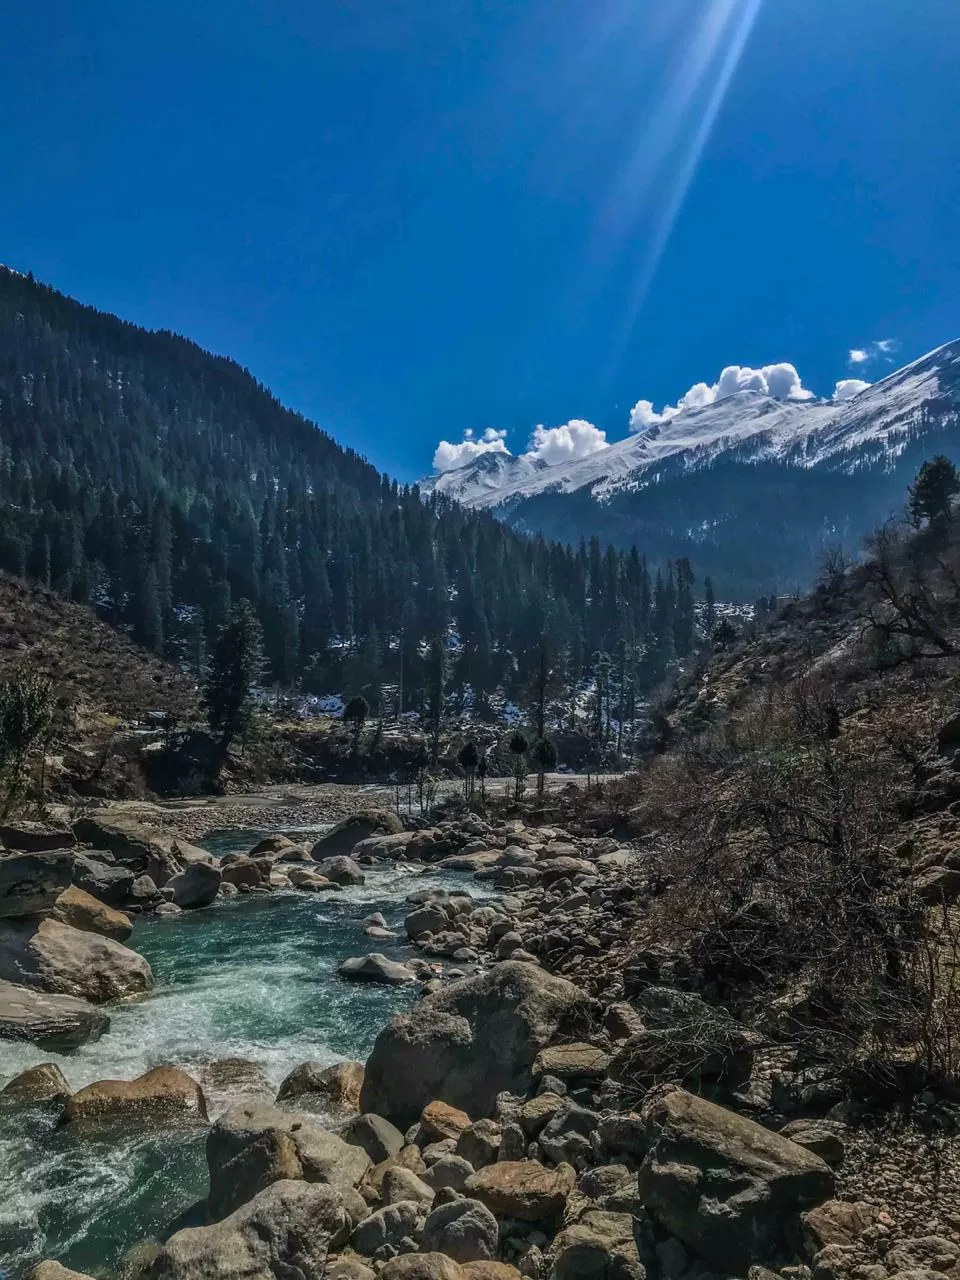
left=0, top=833, right=484, bottom=1277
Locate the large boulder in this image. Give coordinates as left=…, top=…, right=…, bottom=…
left=25, top=1265, right=95, bottom=1280
left=637, top=1087, right=834, bottom=1271
left=276, top=1060, right=364, bottom=1114
left=72, top=853, right=135, bottom=906
left=149, top=1179, right=348, bottom=1279
left=0, top=978, right=110, bottom=1049
left=379, top=1257, right=465, bottom=1280
left=464, top=1159, right=576, bottom=1223
left=51, top=884, right=133, bottom=942
left=207, top=1103, right=371, bottom=1207
left=0, top=916, right=153, bottom=1002
left=0, top=821, right=75, bottom=853
left=168, top=861, right=222, bottom=910
left=0, top=849, right=74, bottom=919
left=310, top=810, right=403, bottom=859
left=361, top=961, right=590, bottom=1126
left=351, top=1200, right=423, bottom=1256
left=63, top=1066, right=208, bottom=1126
left=342, top=1112, right=406, bottom=1163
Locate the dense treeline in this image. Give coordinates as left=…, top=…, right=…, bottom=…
left=0, top=267, right=699, bottom=715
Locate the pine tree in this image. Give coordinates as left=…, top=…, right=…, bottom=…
left=908, top=455, right=960, bottom=526
left=425, top=636, right=448, bottom=765
left=203, top=600, right=265, bottom=756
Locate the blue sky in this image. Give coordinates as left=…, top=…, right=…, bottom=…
left=2, top=0, right=958, bottom=480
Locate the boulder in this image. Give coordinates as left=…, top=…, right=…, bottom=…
left=884, top=1239, right=960, bottom=1275
left=339, top=953, right=417, bottom=985
left=456, top=1119, right=502, bottom=1168
left=199, top=1057, right=273, bottom=1099
left=220, top=856, right=267, bottom=889
left=25, top=1265, right=95, bottom=1280
left=0, top=821, right=75, bottom=852
left=72, top=853, right=135, bottom=906
left=406, top=904, right=451, bottom=939
left=379, top=1257, right=465, bottom=1280
left=533, top=1043, right=610, bottom=1081
left=276, top=1060, right=364, bottom=1113
left=0, top=978, right=110, bottom=1049
left=422, top=1197, right=499, bottom=1263
left=316, top=856, right=366, bottom=886
left=382, top=1165, right=436, bottom=1209
left=150, top=1178, right=348, bottom=1278
left=287, top=868, right=335, bottom=891
left=0, top=849, right=74, bottom=918
left=548, top=1209, right=646, bottom=1280
left=538, top=1099, right=599, bottom=1166
left=802, top=1200, right=880, bottom=1252
left=780, top=1119, right=847, bottom=1166
left=326, top=1261, right=376, bottom=1280
left=1, top=1061, right=70, bottom=1103
left=464, top=1159, right=576, bottom=1223
left=311, top=810, right=403, bottom=859
left=422, top=1154, right=475, bottom=1194
left=51, top=884, right=133, bottom=942
left=71, top=814, right=205, bottom=886
left=342, top=1112, right=406, bottom=1163
left=361, top=961, right=590, bottom=1126
left=0, top=916, right=153, bottom=1002
left=208, top=1103, right=371, bottom=1202
left=63, top=1066, right=207, bottom=1126
left=168, top=861, right=221, bottom=910
left=208, top=1127, right=304, bottom=1220
left=461, top=1268, right=520, bottom=1280
left=637, top=1087, right=834, bottom=1271
left=248, top=835, right=295, bottom=856
left=422, top=1100, right=472, bottom=1141
left=351, top=1199, right=422, bottom=1256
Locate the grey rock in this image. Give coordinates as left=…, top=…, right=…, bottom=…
left=72, top=853, right=134, bottom=907
left=422, top=1196, right=498, bottom=1263
left=168, top=861, right=221, bottom=910
left=422, top=1153, right=475, bottom=1193
left=0, top=849, right=74, bottom=919
left=342, top=1112, right=407, bottom=1163
left=0, top=917, right=152, bottom=1003
left=351, top=1200, right=422, bottom=1257
left=0, top=978, right=110, bottom=1049
left=339, top=954, right=416, bottom=985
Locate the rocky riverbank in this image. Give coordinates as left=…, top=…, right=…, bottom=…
left=3, top=802, right=958, bottom=1280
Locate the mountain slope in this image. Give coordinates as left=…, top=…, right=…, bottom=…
left=423, top=342, right=960, bottom=595
left=0, top=267, right=666, bottom=710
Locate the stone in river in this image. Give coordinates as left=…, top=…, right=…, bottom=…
left=310, top=809, right=403, bottom=859
left=62, top=1065, right=208, bottom=1126
left=1, top=1061, right=71, bottom=1104
left=0, top=978, right=110, bottom=1049
left=51, top=884, right=134, bottom=942
left=315, top=856, right=366, bottom=886
left=338, top=953, right=416, bottom=985
left=168, top=861, right=222, bottom=909
left=276, top=1060, right=364, bottom=1114
left=24, top=1264, right=96, bottom=1280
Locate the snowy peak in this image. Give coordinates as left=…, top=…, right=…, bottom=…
left=420, top=339, right=960, bottom=510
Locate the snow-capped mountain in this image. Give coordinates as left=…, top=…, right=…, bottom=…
left=420, top=341, right=960, bottom=596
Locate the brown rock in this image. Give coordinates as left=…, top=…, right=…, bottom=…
left=25, top=1264, right=95, bottom=1280
left=51, top=884, right=133, bottom=942
left=461, top=1267, right=522, bottom=1280
left=378, top=1256, right=465, bottom=1280
left=63, top=1065, right=207, bottom=1126
left=533, top=1042, right=611, bottom=1080
left=464, top=1159, right=576, bottom=1222
left=802, top=1201, right=880, bottom=1253
left=0, top=916, right=152, bottom=1003
left=422, top=1099, right=472, bottom=1141
left=1, top=1061, right=70, bottom=1104
left=207, top=1126, right=303, bottom=1220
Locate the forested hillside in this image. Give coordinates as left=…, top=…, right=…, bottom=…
left=0, top=267, right=696, bottom=714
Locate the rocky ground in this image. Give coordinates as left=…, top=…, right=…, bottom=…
left=1, top=801, right=958, bottom=1280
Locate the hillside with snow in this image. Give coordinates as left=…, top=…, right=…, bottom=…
left=422, top=341, right=960, bottom=595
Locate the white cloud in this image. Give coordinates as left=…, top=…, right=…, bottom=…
left=848, top=338, right=898, bottom=367
left=833, top=378, right=872, bottom=402
left=523, top=419, right=608, bottom=466
left=629, top=362, right=813, bottom=433
left=432, top=427, right=511, bottom=473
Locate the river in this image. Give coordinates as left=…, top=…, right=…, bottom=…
left=0, top=826, right=487, bottom=1277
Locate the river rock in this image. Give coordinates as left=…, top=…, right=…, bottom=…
left=382, top=1166, right=436, bottom=1209
left=277, top=1060, right=364, bottom=1113
left=71, top=815, right=204, bottom=887
left=547, top=1208, right=646, bottom=1280
left=379, top=1258, right=465, bottom=1280
left=51, top=884, right=133, bottom=941
left=248, top=835, right=295, bottom=856
left=287, top=867, right=335, bottom=891
left=343, top=1112, right=406, bottom=1162
left=326, top=1261, right=376, bottom=1280
left=150, top=1178, right=348, bottom=1278
left=316, top=856, right=366, bottom=886
left=422, top=1197, right=499, bottom=1263
left=406, top=904, right=450, bottom=939
left=340, top=953, right=416, bottom=985
left=422, top=1100, right=472, bottom=1141
left=311, top=810, right=403, bottom=859
left=464, top=1159, right=576, bottom=1223
left=422, top=1154, right=475, bottom=1193
left=461, top=1267, right=521, bottom=1280
left=0, top=916, right=153, bottom=1002
left=220, top=856, right=267, bottom=889
left=533, top=1043, right=610, bottom=1080
left=0, top=821, right=75, bottom=852
left=360, top=961, right=590, bottom=1126
left=208, top=1126, right=304, bottom=1219
left=1, top=1061, right=70, bottom=1103
left=0, top=849, right=74, bottom=918
left=208, top=1103, right=371, bottom=1200
left=25, top=1265, right=96, bottom=1280
left=456, top=1119, right=501, bottom=1168
left=168, top=861, right=221, bottom=909
left=0, top=978, right=110, bottom=1049
left=637, top=1087, right=834, bottom=1270
left=72, top=853, right=135, bottom=906
left=63, top=1066, right=208, bottom=1126
left=351, top=1199, right=423, bottom=1256
left=198, top=1057, right=273, bottom=1099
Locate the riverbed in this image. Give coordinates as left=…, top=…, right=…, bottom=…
left=0, top=827, right=486, bottom=1277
